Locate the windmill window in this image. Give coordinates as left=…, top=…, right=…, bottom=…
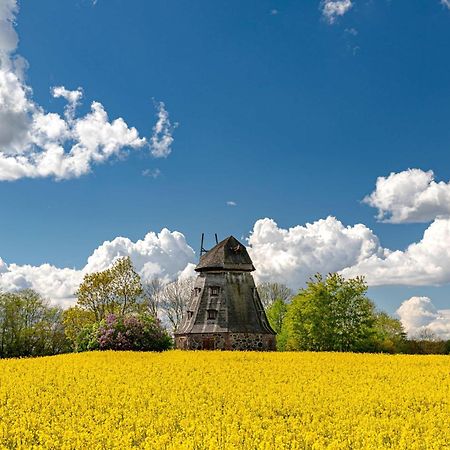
left=187, top=311, right=194, bottom=319
left=210, top=286, right=220, bottom=296
left=194, top=288, right=201, bottom=296
left=207, top=309, right=218, bottom=320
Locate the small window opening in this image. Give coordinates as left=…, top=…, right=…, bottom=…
left=187, top=311, right=193, bottom=319
left=194, top=287, right=201, bottom=296
left=210, top=286, right=220, bottom=296
left=207, top=309, right=218, bottom=320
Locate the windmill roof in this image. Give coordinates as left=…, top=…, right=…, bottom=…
left=195, top=236, right=255, bottom=272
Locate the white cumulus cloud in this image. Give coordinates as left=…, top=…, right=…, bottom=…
left=322, top=0, right=353, bottom=24
left=150, top=101, right=177, bottom=158
left=4, top=162, right=450, bottom=309
left=247, top=216, right=385, bottom=288
left=248, top=215, right=450, bottom=288
left=0, top=0, right=18, bottom=58
left=397, top=296, right=450, bottom=340
left=364, top=169, right=450, bottom=223
left=0, top=1, right=175, bottom=181
left=342, top=218, right=450, bottom=286
left=0, top=258, right=8, bottom=274
left=0, top=263, right=83, bottom=309
left=442, top=0, right=450, bottom=10
left=3, top=215, right=450, bottom=314
left=52, top=86, right=83, bottom=121
left=0, top=229, right=195, bottom=307
left=84, top=229, right=195, bottom=280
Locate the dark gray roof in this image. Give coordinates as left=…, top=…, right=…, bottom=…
left=195, top=236, right=255, bottom=272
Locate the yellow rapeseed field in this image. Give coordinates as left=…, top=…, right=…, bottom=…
left=0, top=351, right=448, bottom=449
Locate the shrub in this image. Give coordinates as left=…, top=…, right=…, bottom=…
left=75, top=322, right=101, bottom=352
left=96, top=314, right=172, bottom=351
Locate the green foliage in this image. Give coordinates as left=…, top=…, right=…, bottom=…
left=266, top=298, right=289, bottom=351
left=370, top=312, right=407, bottom=353
left=62, top=306, right=96, bottom=350
left=62, top=306, right=99, bottom=352
left=109, top=257, right=144, bottom=315
left=283, top=273, right=376, bottom=352
left=444, top=340, right=450, bottom=355
left=0, top=289, right=70, bottom=357
left=74, top=322, right=101, bottom=352
left=267, top=298, right=288, bottom=334
left=403, top=332, right=450, bottom=355
left=72, top=258, right=171, bottom=352
left=76, top=256, right=143, bottom=321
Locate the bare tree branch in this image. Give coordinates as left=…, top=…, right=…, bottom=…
left=160, top=277, right=195, bottom=332
left=257, top=282, right=293, bottom=309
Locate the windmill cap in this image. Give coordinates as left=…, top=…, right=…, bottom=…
left=195, top=236, right=255, bottom=272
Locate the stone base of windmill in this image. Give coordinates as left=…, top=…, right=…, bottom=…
left=175, top=333, right=276, bottom=351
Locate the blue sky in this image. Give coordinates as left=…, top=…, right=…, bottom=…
left=1, top=0, right=450, bottom=335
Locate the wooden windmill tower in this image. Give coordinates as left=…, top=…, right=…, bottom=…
left=174, top=235, right=276, bottom=350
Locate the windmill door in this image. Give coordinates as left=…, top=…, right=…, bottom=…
left=202, top=337, right=215, bottom=350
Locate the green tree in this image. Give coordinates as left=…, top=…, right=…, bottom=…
left=405, top=329, right=448, bottom=354
left=444, top=340, right=450, bottom=355
left=267, top=298, right=288, bottom=334
left=109, top=257, right=143, bottom=315
left=62, top=306, right=96, bottom=351
left=32, top=305, right=69, bottom=355
left=76, top=270, right=114, bottom=321
left=76, top=257, right=143, bottom=321
left=371, top=311, right=406, bottom=353
left=266, top=298, right=289, bottom=351
left=283, top=273, right=376, bottom=352
left=0, top=289, right=69, bottom=357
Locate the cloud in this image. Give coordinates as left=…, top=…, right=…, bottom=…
left=0, top=258, right=8, bottom=274
left=4, top=214, right=450, bottom=307
left=150, top=101, right=177, bottom=158
left=442, top=0, right=450, bottom=10
left=247, top=216, right=384, bottom=288
left=52, top=86, right=83, bottom=121
left=0, top=1, right=175, bottom=181
left=342, top=218, right=450, bottom=286
left=345, top=27, right=358, bottom=36
left=322, top=0, right=353, bottom=24
left=0, top=0, right=18, bottom=58
left=364, top=169, right=450, bottom=224
left=4, top=163, right=450, bottom=306
left=2, top=216, right=384, bottom=307
left=0, top=229, right=195, bottom=307
left=142, top=168, right=161, bottom=178
left=270, top=9, right=279, bottom=16
left=178, top=263, right=197, bottom=280
left=397, top=297, right=450, bottom=340
left=0, top=263, right=83, bottom=309
left=248, top=215, right=450, bottom=288
left=83, top=229, right=195, bottom=279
